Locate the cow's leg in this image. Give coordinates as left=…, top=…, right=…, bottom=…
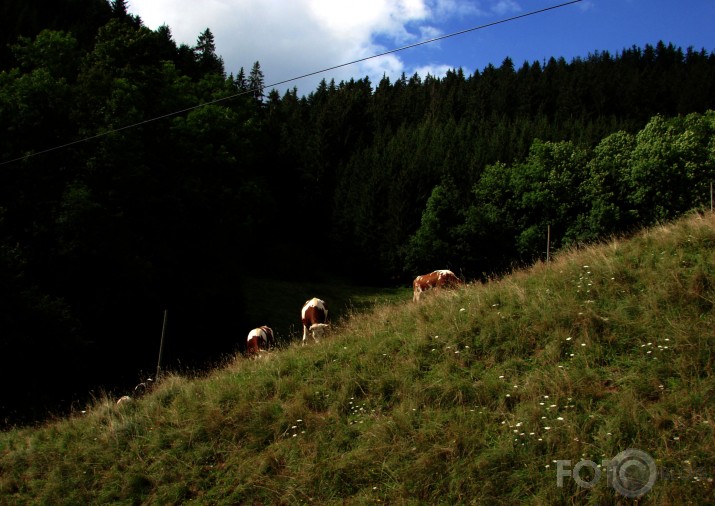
left=302, top=325, right=309, bottom=344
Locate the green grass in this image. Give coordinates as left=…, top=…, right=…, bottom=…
left=240, top=275, right=410, bottom=342
left=2, top=213, right=714, bottom=505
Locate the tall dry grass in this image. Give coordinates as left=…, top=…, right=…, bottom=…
left=1, top=212, right=714, bottom=504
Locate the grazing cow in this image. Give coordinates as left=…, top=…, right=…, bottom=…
left=246, top=325, right=274, bottom=355
left=309, top=323, right=330, bottom=340
left=413, top=269, right=462, bottom=302
left=301, top=298, right=328, bottom=344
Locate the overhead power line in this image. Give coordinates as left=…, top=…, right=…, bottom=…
left=0, top=0, right=582, bottom=166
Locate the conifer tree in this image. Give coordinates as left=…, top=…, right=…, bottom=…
left=194, top=28, right=224, bottom=76
left=248, top=61, right=265, bottom=101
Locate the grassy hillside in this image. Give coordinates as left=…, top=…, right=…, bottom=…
left=1, top=213, right=714, bottom=505
left=239, top=276, right=410, bottom=343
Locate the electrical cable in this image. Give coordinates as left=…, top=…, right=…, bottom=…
left=0, top=0, right=582, bottom=166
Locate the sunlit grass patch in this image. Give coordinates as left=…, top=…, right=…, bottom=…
left=1, top=213, right=714, bottom=504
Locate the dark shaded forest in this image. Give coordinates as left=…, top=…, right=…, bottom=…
left=1, top=0, right=714, bottom=426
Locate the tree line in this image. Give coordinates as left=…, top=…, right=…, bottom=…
left=1, top=0, right=714, bottom=425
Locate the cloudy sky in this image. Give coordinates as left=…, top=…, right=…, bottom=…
left=127, top=0, right=715, bottom=97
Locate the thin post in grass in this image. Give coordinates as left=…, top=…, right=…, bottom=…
left=156, top=309, right=168, bottom=380
left=546, top=224, right=551, bottom=263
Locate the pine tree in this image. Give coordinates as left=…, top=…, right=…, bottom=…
left=194, top=28, right=224, bottom=76
left=248, top=61, right=265, bottom=101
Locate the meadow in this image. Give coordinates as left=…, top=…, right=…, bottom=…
left=1, top=212, right=713, bottom=505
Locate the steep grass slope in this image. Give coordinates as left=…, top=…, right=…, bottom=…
left=1, top=213, right=714, bottom=505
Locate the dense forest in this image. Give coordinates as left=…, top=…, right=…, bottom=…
left=1, top=0, right=714, bottom=426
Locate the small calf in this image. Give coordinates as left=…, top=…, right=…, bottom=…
left=309, top=323, right=330, bottom=341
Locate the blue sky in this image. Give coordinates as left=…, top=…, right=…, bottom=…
left=129, top=0, right=715, bottom=97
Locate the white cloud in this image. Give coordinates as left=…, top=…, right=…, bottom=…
left=491, top=0, right=521, bottom=16
left=413, top=63, right=459, bottom=80
left=128, top=0, right=494, bottom=95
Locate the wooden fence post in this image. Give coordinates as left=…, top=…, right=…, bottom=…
left=156, top=309, right=168, bottom=380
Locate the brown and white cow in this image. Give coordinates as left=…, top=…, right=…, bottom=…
left=413, top=269, right=462, bottom=302
left=301, top=298, right=328, bottom=344
left=246, top=325, right=274, bottom=355
left=309, top=323, right=330, bottom=340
